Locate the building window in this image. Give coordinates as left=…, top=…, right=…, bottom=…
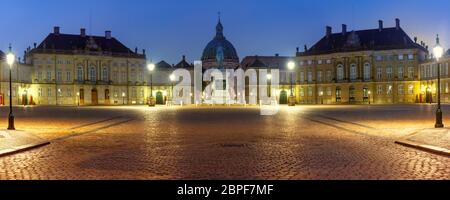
left=376, top=55, right=383, bottom=61
left=121, top=71, right=126, bottom=82
left=139, top=71, right=144, bottom=82
left=398, top=54, right=404, bottom=60
left=132, top=87, right=137, bottom=98
left=77, top=66, right=83, bottom=81
left=386, top=67, right=393, bottom=79
left=398, top=84, right=404, bottom=95
left=89, top=67, right=96, bottom=81
left=102, top=67, right=108, bottom=81
left=408, top=67, right=414, bottom=78
left=326, top=59, right=331, bottom=64
left=326, top=70, right=332, bottom=82
left=377, top=85, right=383, bottom=95
left=47, top=87, right=52, bottom=97
left=66, top=71, right=71, bottom=82
left=387, top=85, right=393, bottom=95
left=377, top=67, right=382, bottom=80
left=308, top=87, right=313, bottom=96
left=326, top=87, right=331, bottom=96
left=307, top=71, right=313, bottom=83
left=408, top=85, right=414, bottom=94
left=46, top=71, right=52, bottom=81
left=38, top=71, right=42, bottom=81
left=38, top=88, right=42, bottom=97
left=300, top=88, right=304, bottom=97
left=56, top=70, right=62, bottom=82
left=113, top=71, right=118, bottom=82
left=364, top=63, right=371, bottom=80
left=337, top=64, right=344, bottom=81
left=317, top=71, right=322, bottom=82
left=446, top=82, right=449, bottom=93
left=318, top=60, right=323, bottom=65
left=300, top=72, right=304, bottom=83
left=67, top=88, right=72, bottom=97
left=398, top=66, right=404, bottom=79
left=408, top=54, right=414, bottom=60
left=350, top=64, right=357, bottom=80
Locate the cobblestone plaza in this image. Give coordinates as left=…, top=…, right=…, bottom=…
left=0, top=105, right=448, bottom=180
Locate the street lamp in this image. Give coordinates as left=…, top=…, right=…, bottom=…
left=368, top=90, right=371, bottom=105
left=266, top=73, right=272, bottom=97
left=287, top=61, right=296, bottom=106
left=319, top=91, right=324, bottom=104
left=169, top=74, right=175, bottom=100
left=76, top=92, right=80, bottom=106
left=147, top=63, right=156, bottom=106
left=6, top=45, right=15, bottom=130
left=122, top=92, right=126, bottom=105
left=433, top=34, right=444, bottom=128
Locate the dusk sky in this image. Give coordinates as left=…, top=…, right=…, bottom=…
left=1, top=0, right=449, bottom=64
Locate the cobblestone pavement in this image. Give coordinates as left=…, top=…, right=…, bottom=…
left=0, top=105, right=449, bottom=180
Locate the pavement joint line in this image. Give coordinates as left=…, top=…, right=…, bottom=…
left=311, top=114, right=378, bottom=130
left=68, top=116, right=123, bottom=130
left=0, top=140, right=50, bottom=158
left=395, top=140, right=450, bottom=157
left=51, top=118, right=135, bottom=142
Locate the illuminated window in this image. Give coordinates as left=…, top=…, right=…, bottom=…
left=398, top=66, right=404, bottom=79
left=89, top=67, right=96, bottom=81
left=398, top=84, right=404, bottom=95
left=364, top=63, right=371, bottom=80
left=336, top=64, right=344, bottom=81
left=350, top=64, right=357, bottom=80
left=77, top=66, right=83, bottom=81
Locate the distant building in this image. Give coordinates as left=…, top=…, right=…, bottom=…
left=201, top=18, right=239, bottom=69
left=419, top=47, right=450, bottom=103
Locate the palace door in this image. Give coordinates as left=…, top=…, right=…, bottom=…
left=91, top=89, right=98, bottom=105
left=79, top=89, right=85, bottom=105
left=105, top=89, right=110, bottom=104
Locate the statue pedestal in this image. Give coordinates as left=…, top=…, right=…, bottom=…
left=148, top=97, right=156, bottom=107
left=288, top=96, right=296, bottom=106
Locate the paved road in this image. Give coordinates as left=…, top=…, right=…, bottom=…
left=0, top=105, right=449, bottom=180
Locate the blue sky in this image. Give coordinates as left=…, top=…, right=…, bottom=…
left=0, top=0, right=449, bottom=63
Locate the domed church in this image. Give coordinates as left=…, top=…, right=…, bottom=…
left=201, top=16, right=240, bottom=69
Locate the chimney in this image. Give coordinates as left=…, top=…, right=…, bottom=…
left=135, top=47, right=138, bottom=53
left=80, top=28, right=86, bottom=37
left=342, top=24, right=347, bottom=35
left=33, top=43, right=37, bottom=49
left=182, top=55, right=186, bottom=61
left=105, top=31, right=112, bottom=39
left=275, top=53, right=279, bottom=57
left=395, top=18, right=400, bottom=30
left=378, top=20, right=383, bottom=32
left=414, top=37, right=417, bottom=43
left=304, top=45, right=308, bottom=52
left=296, top=47, right=299, bottom=53
left=54, top=26, right=60, bottom=35
left=142, top=49, right=146, bottom=55
left=326, top=26, right=332, bottom=38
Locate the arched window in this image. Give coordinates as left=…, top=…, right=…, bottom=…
left=364, top=63, right=371, bottom=80
left=77, top=66, right=83, bottom=81
left=336, top=64, right=344, bottom=81
left=102, top=67, right=108, bottom=81
left=350, top=64, right=357, bottom=80
left=90, top=66, right=96, bottom=81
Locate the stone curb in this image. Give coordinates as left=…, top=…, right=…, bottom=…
left=395, top=140, right=450, bottom=157
left=0, top=141, right=50, bottom=157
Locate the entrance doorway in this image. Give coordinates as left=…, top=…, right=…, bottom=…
left=279, top=90, right=288, bottom=104
left=22, top=90, right=28, bottom=105
left=156, top=91, right=164, bottom=104
left=105, top=89, right=110, bottom=104
left=91, top=88, right=98, bottom=105
left=79, top=89, right=85, bottom=105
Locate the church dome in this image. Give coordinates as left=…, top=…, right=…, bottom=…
left=201, top=19, right=239, bottom=68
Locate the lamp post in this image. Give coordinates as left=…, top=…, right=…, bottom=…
left=6, top=45, right=15, bottom=130
left=169, top=74, right=175, bottom=101
left=287, top=61, right=296, bottom=106
left=147, top=63, right=155, bottom=106
left=266, top=73, right=272, bottom=98
left=433, top=34, right=444, bottom=128
left=319, top=91, right=324, bottom=104
left=122, top=92, right=126, bottom=105
left=76, top=92, right=80, bottom=106
left=368, top=90, right=371, bottom=105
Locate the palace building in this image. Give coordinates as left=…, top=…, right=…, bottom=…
left=20, top=27, right=149, bottom=106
